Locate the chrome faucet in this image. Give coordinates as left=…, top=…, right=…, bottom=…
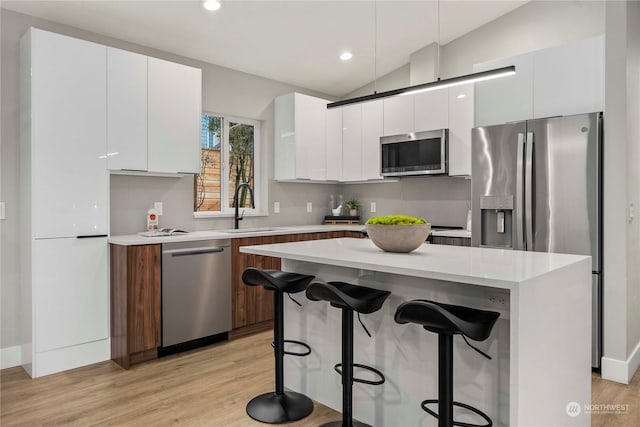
left=234, top=182, right=255, bottom=229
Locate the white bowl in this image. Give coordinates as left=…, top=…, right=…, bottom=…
left=365, top=223, right=431, bottom=253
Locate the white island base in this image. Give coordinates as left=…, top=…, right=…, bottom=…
left=241, top=238, right=592, bottom=426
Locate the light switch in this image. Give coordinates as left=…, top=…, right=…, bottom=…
left=273, top=202, right=280, bottom=213
left=306, top=202, right=313, bottom=213
left=370, top=202, right=377, bottom=213
left=0, top=202, right=5, bottom=220
left=154, top=202, right=163, bottom=215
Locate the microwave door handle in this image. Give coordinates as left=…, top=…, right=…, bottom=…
left=525, top=132, right=534, bottom=251
left=515, top=132, right=525, bottom=250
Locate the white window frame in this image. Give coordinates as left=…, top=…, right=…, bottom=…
left=193, top=112, right=264, bottom=218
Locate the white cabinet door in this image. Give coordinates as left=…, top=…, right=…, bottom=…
left=33, top=237, right=108, bottom=353
left=533, top=35, right=604, bottom=118
left=325, top=107, right=343, bottom=181
left=474, top=53, right=533, bottom=127
left=30, top=29, right=108, bottom=239
left=107, top=48, right=147, bottom=171
left=274, top=93, right=295, bottom=180
left=383, top=96, right=414, bottom=135
left=295, top=93, right=326, bottom=180
left=448, top=83, right=474, bottom=176
left=148, top=57, right=201, bottom=173
left=361, top=100, right=384, bottom=180
left=414, top=89, right=448, bottom=132
left=341, top=104, right=363, bottom=181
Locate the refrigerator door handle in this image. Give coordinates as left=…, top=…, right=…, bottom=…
left=525, top=132, right=534, bottom=250
left=515, top=133, right=525, bottom=250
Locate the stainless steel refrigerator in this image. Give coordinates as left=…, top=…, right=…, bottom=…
left=471, top=112, right=603, bottom=368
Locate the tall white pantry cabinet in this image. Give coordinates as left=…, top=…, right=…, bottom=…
left=20, top=28, right=110, bottom=377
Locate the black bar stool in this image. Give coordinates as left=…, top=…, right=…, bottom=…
left=394, top=300, right=500, bottom=427
left=306, top=281, right=391, bottom=427
left=242, top=268, right=315, bottom=424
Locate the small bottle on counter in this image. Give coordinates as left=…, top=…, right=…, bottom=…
left=337, top=194, right=344, bottom=216
left=147, top=208, right=159, bottom=231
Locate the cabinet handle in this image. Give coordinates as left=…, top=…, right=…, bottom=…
left=163, top=247, right=225, bottom=256
left=76, top=234, right=108, bottom=239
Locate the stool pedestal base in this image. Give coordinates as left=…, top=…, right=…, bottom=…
left=246, top=391, right=314, bottom=424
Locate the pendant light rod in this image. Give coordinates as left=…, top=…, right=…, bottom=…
left=327, top=65, right=515, bottom=109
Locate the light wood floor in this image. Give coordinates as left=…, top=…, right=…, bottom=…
left=1, top=330, right=639, bottom=426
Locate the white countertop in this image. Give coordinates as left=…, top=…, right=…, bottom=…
left=431, top=229, right=471, bottom=238
left=240, top=237, right=590, bottom=289
left=108, top=224, right=366, bottom=246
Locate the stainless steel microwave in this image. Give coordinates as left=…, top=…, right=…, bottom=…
left=380, top=129, right=448, bottom=176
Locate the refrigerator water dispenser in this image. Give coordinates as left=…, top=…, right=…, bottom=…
left=480, top=196, right=513, bottom=248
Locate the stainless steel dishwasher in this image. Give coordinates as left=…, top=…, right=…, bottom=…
left=160, top=239, right=232, bottom=354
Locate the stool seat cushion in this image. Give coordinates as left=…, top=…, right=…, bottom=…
left=394, top=300, right=499, bottom=342
left=242, top=268, right=314, bottom=294
left=306, top=281, right=390, bottom=314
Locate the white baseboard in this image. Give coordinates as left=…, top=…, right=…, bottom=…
left=602, top=340, right=640, bottom=384
left=1, top=345, right=23, bottom=369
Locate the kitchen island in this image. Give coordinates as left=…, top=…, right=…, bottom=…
left=240, top=238, right=592, bottom=427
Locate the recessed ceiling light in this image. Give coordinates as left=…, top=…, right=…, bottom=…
left=203, top=0, right=221, bottom=11
left=457, top=94, right=466, bottom=99
left=340, top=52, right=353, bottom=61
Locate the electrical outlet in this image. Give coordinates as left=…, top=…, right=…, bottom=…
left=273, top=202, right=280, bottom=213
left=306, top=202, right=313, bottom=213
left=629, top=202, right=635, bottom=223
left=370, top=202, right=377, bottom=213
left=154, top=202, right=163, bottom=215
left=488, top=294, right=508, bottom=306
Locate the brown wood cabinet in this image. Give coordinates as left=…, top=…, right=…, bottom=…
left=110, top=244, right=161, bottom=369
left=431, top=236, right=471, bottom=246
left=231, top=231, right=363, bottom=335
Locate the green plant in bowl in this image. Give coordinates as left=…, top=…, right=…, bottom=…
left=366, top=215, right=426, bottom=225
left=365, top=215, right=431, bottom=253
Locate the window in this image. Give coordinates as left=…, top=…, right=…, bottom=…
left=194, top=113, right=261, bottom=215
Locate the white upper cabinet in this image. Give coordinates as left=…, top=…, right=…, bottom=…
left=383, top=96, right=414, bottom=135
left=325, top=106, right=343, bottom=181
left=475, top=35, right=604, bottom=127
left=29, top=29, right=108, bottom=238
left=296, top=94, right=327, bottom=180
left=361, top=100, right=384, bottom=180
left=414, top=89, right=449, bottom=132
left=474, top=53, right=534, bottom=127
left=533, top=35, right=604, bottom=119
left=274, top=92, right=328, bottom=180
left=448, top=83, right=474, bottom=176
left=341, top=104, right=363, bottom=182
left=148, top=57, right=202, bottom=174
left=107, top=48, right=148, bottom=171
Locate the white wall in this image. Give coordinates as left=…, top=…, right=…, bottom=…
left=601, top=0, right=640, bottom=383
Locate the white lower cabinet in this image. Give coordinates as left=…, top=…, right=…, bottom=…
left=34, top=238, right=109, bottom=354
